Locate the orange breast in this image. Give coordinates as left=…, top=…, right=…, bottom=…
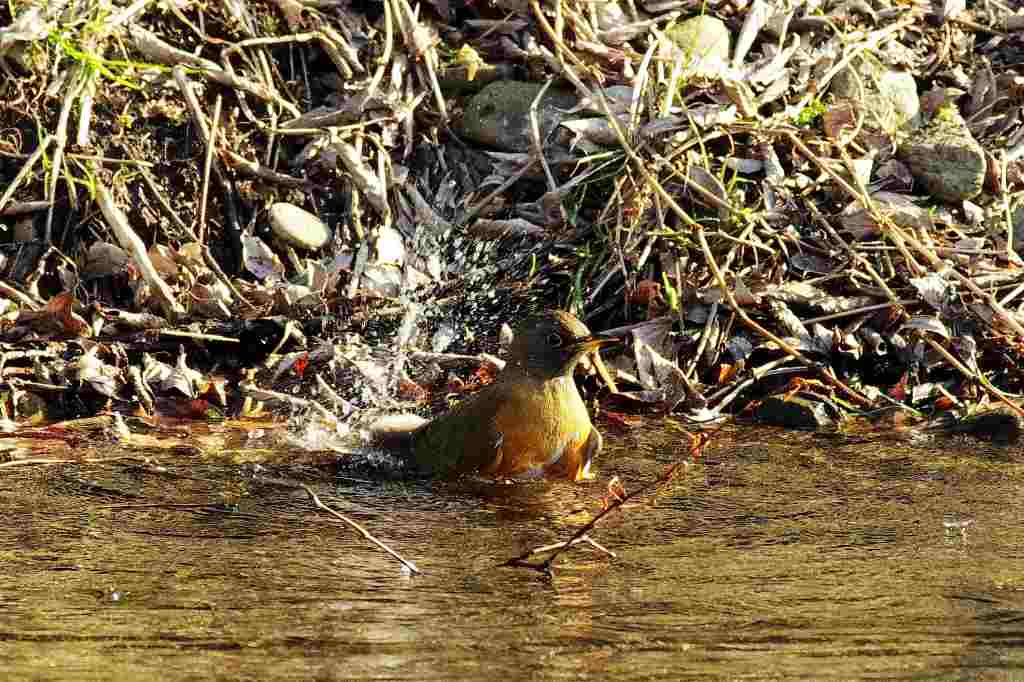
left=482, top=376, right=594, bottom=480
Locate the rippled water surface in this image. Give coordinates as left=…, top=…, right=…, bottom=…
left=2, top=421, right=1023, bottom=680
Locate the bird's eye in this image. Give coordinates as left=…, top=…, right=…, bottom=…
left=547, top=332, right=563, bottom=348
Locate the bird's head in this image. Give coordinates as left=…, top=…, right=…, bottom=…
left=508, top=310, right=620, bottom=379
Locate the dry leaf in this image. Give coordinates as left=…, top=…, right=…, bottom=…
left=241, top=231, right=285, bottom=281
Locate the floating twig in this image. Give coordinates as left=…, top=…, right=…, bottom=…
left=303, top=484, right=421, bottom=575
left=502, top=432, right=707, bottom=576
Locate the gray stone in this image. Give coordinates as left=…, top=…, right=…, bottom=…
left=83, top=241, right=129, bottom=277
left=269, top=203, right=332, bottom=250
left=831, top=57, right=920, bottom=132
left=897, top=107, right=985, bottom=203
left=662, top=16, right=730, bottom=78
left=460, top=81, right=578, bottom=152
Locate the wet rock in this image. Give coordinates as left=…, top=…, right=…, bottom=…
left=831, top=58, right=920, bottom=133
left=753, top=394, right=835, bottom=430
left=234, top=317, right=307, bottom=365
left=368, top=413, right=428, bottom=450
left=897, top=107, right=985, bottom=202
left=661, top=16, right=730, bottom=79
left=269, top=203, right=332, bottom=250
left=460, top=81, right=578, bottom=152
left=944, top=406, right=1022, bottom=445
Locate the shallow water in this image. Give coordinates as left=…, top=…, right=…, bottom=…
left=2, top=421, right=1023, bottom=680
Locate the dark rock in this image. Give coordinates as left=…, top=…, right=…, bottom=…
left=460, top=81, right=578, bottom=152
left=945, top=406, right=1022, bottom=445
left=753, top=394, right=836, bottom=430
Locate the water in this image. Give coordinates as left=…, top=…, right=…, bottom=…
left=1, top=421, right=1022, bottom=680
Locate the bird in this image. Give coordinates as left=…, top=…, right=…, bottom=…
left=390, top=310, right=619, bottom=481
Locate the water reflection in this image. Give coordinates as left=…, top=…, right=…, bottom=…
left=1, top=423, right=1022, bottom=679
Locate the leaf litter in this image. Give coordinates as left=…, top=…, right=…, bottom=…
left=1, top=0, right=1024, bottom=457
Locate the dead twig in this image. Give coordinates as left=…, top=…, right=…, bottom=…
left=0, top=455, right=153, bottom=469
left=501, top=432, right=707, bottom=576
left=0, top=136, right=53, bottom=217
left=303, top=484, right=422, bottom=575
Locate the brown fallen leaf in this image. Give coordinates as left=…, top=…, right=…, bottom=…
left=18, top=291, right=91, bottom=337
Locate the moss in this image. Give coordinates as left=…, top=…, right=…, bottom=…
left=796, top=98, right=827, bottom=127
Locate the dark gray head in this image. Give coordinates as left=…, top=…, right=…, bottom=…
left=507, top=310, right=618, bottom=379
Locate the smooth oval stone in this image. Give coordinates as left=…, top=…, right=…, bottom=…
left=83, top=241, right=129, bottom=277
left=831, top=58, right=920, bottom=133
left=269, top=203, right=332, bottom=250
left=663, top=16, right=731, bottom=78
left=460, top=81, right=578, bottom=152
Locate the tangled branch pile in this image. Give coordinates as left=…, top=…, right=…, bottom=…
left=1, top=0, right=1024, bottom=434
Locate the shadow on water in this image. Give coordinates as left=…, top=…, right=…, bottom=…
left=2, top=422, right=1023, bottom=680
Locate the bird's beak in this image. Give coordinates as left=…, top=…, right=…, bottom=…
left=572, top=333, right=622, bottom=393
left=570, top=332, right=623, bottom=353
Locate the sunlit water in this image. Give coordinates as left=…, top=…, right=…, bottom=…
left=2, top=422, right=1023, bottom=680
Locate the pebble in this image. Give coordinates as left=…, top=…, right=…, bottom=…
left=269, top=203, right=332, bottom=250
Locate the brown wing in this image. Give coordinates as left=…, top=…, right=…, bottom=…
left=409, top=382, right=507, bottom=476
